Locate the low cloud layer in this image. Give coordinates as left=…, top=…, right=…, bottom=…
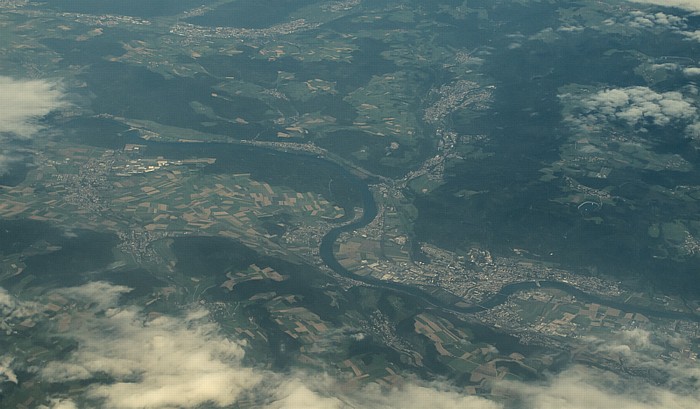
left=683, top=67, right=700, bottom=76
left=628, top=10, right=686, bottom=30
left=40, top=285, right=260, bottom=408
left=0, top=76, right=64, bottom=139
left=682, top=30, right=700, bottom=42
left=562, top=86, right=699, bottom=138
left=0, top=151, right=22, bottom=175
left=5, top=282, right=694, bottom=409
left=495, top=326, right=700, bottom=409
left=0, top=286, right=40, bottom=325
left=609, top=9, right=700, bottom=46
left=52, top=281, right=133, bottom=311
left=629, top=0, right=700, bottom=13
left=0, top=77, right=64, bottom=175
left=37, top=282, right=501, bottom=409
left=499, top=365, right=700, bottom=409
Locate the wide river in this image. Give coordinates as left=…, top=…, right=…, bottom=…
left=135, top=138, right=700, bottom=323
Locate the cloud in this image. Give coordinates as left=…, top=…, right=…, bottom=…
left=557, top=25, right=584, bottom=32
left=617, top=10, right=700, bottom=44
left=264, top=377, right=346, bottom=409
left=0, top=287, right=16, bottom=311
left=0, top=151, right=22, bottom=175
left=355, top=383, right=503, bottom=409
left=0, top=288, right=43, bottom=384
left=529, top=27, right=560, bottom=42
left=42, top=399, right=79, bottom=409
left=684, top=67, right=700, bottom=76
left=0, top=77, right=64, bottom=176
left=687, top=122, right=700, bottom=139
left=260, top=374, right=504, bottom=409
left=619, top=327, right=654, bottom=349
left=628, top=10, right=687, bottom=29
left=0, top=77, right=64, bottom=139
left=52, top=281, right=133, bottom=311
left=498, top=329, right=700, bottom=409
left=492, top=327, right=700, bottom=408
left=652, top=63, right=680, bottom=70
left=41, top=305, right=260, bottom=408
left=37, top=282, right=503, bottom=409
left=32, top=283, right=700, bottom=409
left=562, top=86, right=699, bottom=136
left=497, top=365, right=700, bottom=409
left=594, top=88, right=695, bottom=126
left=577, top=328, right=664, bottom=361
left=629, top=0, right=700, bottom=13
left=0, top=355, right=18, bottom=384
left=682, top=30, right=700, bottom=42
left=0, top=286, right=41, bottom=324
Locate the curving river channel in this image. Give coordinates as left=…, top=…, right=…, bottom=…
left=317, top=174, right=700, bottom=323
left=135, top=137, right=699, bottom=323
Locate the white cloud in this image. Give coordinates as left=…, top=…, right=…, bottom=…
left=0, top=286, right=40, bottom=324
left=627, top=10, right=687, bottom=30
left=503, top=329, right=700, bottom=409
left=43, top=310, right=502, bottom=408
left=563, top=86, right=699, bottom=136
left=579, top=328, right=663, bottom=360
left=32, top=283, right=700, bottom=409
left=0, top=77, right=64, bottom=175
left=0, top=77, right=64, bottom=139
left=497, top=365, right=700, bottom=409
left=265, top=377, right=346, bottom=409
left=494, top=327, right=700, bottom=407
left=41, top=306, right=260, bottom=408
left=684, top=67, right=700, bottom=76
left=529, top=27, right=560, bottom=42
left=356, top=383, right=503, bottom=409
left=0, top=151, right=22, bottom=175
left=250, top=366, right=506, bottom=409
left=261, top=375, right=504, bottom=409
left=619, top=327, right=654, bottom=349
left=682, top=30, right=700, bottom=42
left=52, top=281, right=132, bottom=311
left=38, top=283, right=503, bottom=409
left=42, top=399, right=79, bottom=409
left=0, top=355, right=18, bottom=384
left=687, top=121, right=700, bottom=139
left=652, top=62, right=680, bottom=71
left=557, top=25, right=584, bottom=32
left=0, top=287, right=16, bottom=311
left=629, top=0, right=700, bottom=13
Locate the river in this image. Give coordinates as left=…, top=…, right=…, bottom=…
left=313, top=162, right=700, bottom=323
left=130, top=137, right=700, bottom=323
